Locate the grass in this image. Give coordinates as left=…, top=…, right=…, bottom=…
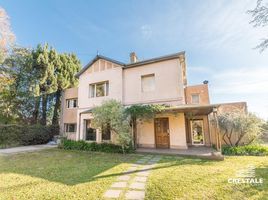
left=147, top=156, right=268, bottom=200
left=0, top=149, right=267, bottom=200
left=0, top=149, right=141, bottom=200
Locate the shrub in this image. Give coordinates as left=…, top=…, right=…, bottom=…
left=0, top=124, right=57, bottom=148
left=218, top=112, right=263, bottom=147
left=222, top=145, right=268, bottom=156
left=60, top=139, right=133, bottom=154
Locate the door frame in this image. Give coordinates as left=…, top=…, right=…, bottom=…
left=154, top=117, right=170, bottom=149
left=190, top=119, right=205, bottom=146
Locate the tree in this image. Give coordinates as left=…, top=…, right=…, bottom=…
left=0, top=47, right=34, bottom=124
left=0, top=7, right=15, bottom=63
left=125, top=104, right=165, bottom=148
left=91, top=100, right=132, bottom=153
left=248, top=0, right=268, bottom=52
left=31, top=44, right=58, bottom=125
left=218, top=111, right=263, bottom=146
left=51, top=53, right=81, bottom=125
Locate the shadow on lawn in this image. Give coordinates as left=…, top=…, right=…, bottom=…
left=0, top=148, right=217, bottom=186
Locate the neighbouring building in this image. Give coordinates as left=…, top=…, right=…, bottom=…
left=59, top=51, right=247, bottom=151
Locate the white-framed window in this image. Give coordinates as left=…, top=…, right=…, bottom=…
left=141, top=74, right=155, bottom=92
left=89, top=81, right=109, bottom=98
left=191, top=94, right=200, bottom=104
left=66, top=99, right=77, bottom=108
left=65, top=123, right=76, bottom=133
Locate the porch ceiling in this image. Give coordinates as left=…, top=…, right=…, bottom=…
left=163, top=104, right=220, bottom=115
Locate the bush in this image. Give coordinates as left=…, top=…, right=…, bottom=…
left=0, top=124, right=57, bottom=148
left=60, top=139, right=133, bottom=154
left=222, top=145, right=268, bottom=156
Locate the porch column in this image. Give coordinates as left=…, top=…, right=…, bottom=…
left=213, top=108, right=221, bottom=151
left=96, top=129, right=102, bottom=143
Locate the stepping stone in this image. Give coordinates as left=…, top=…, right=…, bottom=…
left=129, top=182, right=146, bottom=190
left=111, top=181, right=127, bottom=188
left=126, top=167, right=137, bottom=172
left=136, top=171, right=150, bottom=177
left=117, top=175, right=130, bottom=181
left=125, top=190, right=145, bottom=200
left=141, top=165, right=153, bottom=170
left=103, top=189, right=122, bottom=198
left=134, top=176, right=147, bottom=183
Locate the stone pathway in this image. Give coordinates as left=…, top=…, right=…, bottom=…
left=104, top=155, right=162, bottom=200
left=0, top=144, right=57, bottom=155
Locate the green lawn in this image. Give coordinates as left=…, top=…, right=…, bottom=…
left=0, top=149, right=267, bottom=200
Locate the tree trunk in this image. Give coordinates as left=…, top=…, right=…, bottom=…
left=32, top=96, right=40, bottom=124
left=131, top=117, right=137, bottom=149
left=41, top=94, right=47, bottom=125
left=52, top=90, right=61, bottom=125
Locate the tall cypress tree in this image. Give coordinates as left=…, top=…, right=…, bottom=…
left=32, top=44, right=57, bottom=125
left=52, top=53, right=81, bottom=125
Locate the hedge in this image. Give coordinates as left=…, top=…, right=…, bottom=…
left=222, top=145, right=268, bottom=156
left=60, top=139, right=133, bottom=154
left=0, top=124, right=58, bottom=148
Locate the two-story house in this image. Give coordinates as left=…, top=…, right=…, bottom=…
left=59, top=51, right=246, bottom=151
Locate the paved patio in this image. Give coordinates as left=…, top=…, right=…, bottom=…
left=0, top=144, right=57, bottom=155
left=136, top=146, right=224, bottom=160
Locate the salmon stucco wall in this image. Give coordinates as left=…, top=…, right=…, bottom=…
left=60, top=87, right=78, bottom=135
left=123, top=58, right=185, bottom=106
left=185, top=84, right=210, bottom=105
left=137, top=113, right=187, bottom=149
left=78, top=59, right=123, bottom=109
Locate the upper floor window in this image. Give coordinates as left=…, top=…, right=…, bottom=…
left=191, top=94, right=200, bottom=104
left=65, top=123, right=76, bottom=132
left=141, top=74, right=155, bottom=92
left=66, top=99, right=77, bottom=108
left=89, top=81, right=109, bottom=98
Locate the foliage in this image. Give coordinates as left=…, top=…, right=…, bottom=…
left=60, top=139, right=133, bottom=153
left=248, top=0, right=268, bottom=52
left=222, top=144, right=268, bottom=156
left=52, top=53, right=81, bottom=125
left=0, top=7, right=15, bottom=63
left=0, top=47, right=35, bottom=124
left=91, top=100, right=132, bottom=153
left=124, top=104, right=166, bottom=148
left=0, top=44, right=80, bottom=126
left=218, top=111, right=263, bottom=146
left=0, top=124, right=57, bottom=148
left=124, top=104, right=165, bottom=119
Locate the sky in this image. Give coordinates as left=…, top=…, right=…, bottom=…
left=1, top=0, right=268, bottom=119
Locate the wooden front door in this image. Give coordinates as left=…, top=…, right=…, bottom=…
left=154, top=118, right=170, bottom=148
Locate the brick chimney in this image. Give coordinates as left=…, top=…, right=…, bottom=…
left=130, top=52, right=138, bottom=63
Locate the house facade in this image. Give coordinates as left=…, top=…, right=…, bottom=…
left=59, top=52, right=246, bottom=150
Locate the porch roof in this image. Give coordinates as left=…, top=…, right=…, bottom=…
left=163, top=104, right=220, bottom=115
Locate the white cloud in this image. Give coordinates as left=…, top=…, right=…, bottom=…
left=140, top=25, right=152, bottom=39
left=211, top=67, right=268, bottom=94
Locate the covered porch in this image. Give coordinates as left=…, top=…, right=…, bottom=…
left=135, top=104, right=222, bottom=153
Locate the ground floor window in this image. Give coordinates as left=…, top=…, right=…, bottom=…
left=101, top=123, right=111, bottom=141
left=65, top=123, right=76, bottom=132
left=85, top=120, right=96, bottom=141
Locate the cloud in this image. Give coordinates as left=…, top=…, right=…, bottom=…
left=188, top=66, right=213, bottom=74
left=211, top=67, right=268, bottom=94
left=140, top=25, right=152, bottom=39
